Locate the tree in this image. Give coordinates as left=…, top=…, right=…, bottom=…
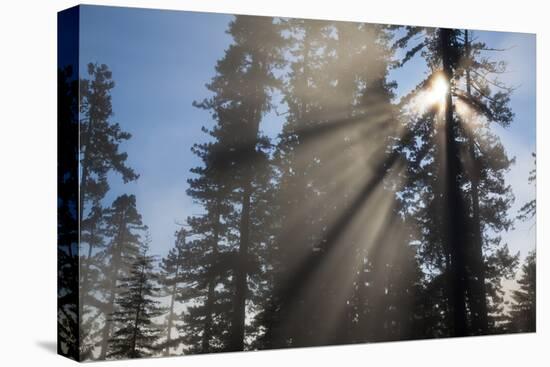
left=517, top=153, right=536, bottom=221
left=393, top=26, right=518, bottom=336
left=507, top=251, right=536, bottom=332
left=190, top=15, right=285, bottom=351
left=177, top=119, right=237, bottom=353
left=78, top=63, right=138, bottom=357
left=156, top=229, right=188, bottom=356
left=98, top=194, right=147, bottom=359
left=259, top=17, right=333, bottom=348
left=108, top=242, right=163, bottom=359
left=507, top=153, right=536, bottom=333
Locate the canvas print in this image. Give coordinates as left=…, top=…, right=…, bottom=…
left=57, top=4, right=536, bottom=362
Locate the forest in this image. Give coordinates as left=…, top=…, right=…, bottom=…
left=57, top=15, right=536, bottom=361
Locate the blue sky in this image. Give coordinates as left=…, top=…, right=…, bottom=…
left=79, top=5, right=536, bottom=260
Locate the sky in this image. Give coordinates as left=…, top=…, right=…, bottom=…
left=78, top=5, right=536, bottom=264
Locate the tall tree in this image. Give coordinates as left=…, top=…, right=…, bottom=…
left=191, top=15, right=285, bottom=351
left=177, top=107, right=238, bottom=353
left=78, top=63, right=138, bottom=357
left=156, top=229, right=188, bottom=356
left=262, top=18, right=332, bottom=348
left=507, top=251, right=536, bottom=333
left=393, top=26, right=518, bottom=336
left=108, top=242, right=163, bottom=359
left=98, top=194, right=147, bottom=359
left=507, top=153, right=536, bottom=332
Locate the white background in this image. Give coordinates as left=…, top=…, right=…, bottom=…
left=0, top=0, right=547, bottom=365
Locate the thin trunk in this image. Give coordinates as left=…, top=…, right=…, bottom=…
left=164, top=260, right=181, bottom=356
left=464, top=29, right=489, bottom=334
left=230, top=181, right=252, bottom=351
left=440, top=28, right=468, bottom=337
left=202, top=212, right=220, bottom=353
left=229, top=55, right=264, bottom=351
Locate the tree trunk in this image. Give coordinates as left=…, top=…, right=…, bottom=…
left=230, top=181, right=252, bottom=351
left=463, top=29, right=489, bottom=334
left=164, top=261, right=180, bottom=356
left=202, top=209, right=220, bottom=353
left=440, top=28, right=468, bottom=337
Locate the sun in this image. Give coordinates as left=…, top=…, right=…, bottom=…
left=426, top=74, right=449, bottom=110
left=410, top=73, right=450, bottom=115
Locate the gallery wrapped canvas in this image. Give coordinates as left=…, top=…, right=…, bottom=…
left=58, top=4, right=536, bottom=362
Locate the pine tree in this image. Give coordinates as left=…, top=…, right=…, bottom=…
left=506, top=154, right=536, bottom=333
left=260, top=18, right=333, bottom=348
left=108, top=242, right=163, bottom=359
left=507, top=251, right=536, bottom=333
left=98, top=194, right=147, bottom=359
left=189, top=15, right=285, bottom=351
left=156, top=229, right=188, bottom=356
left=177, top=120, right=237, bottom=353
left=393, top=26, right=519, bottom=336
left=78, top=63, right=138, bottom=358
left=517, top=153, right=536, bottom=221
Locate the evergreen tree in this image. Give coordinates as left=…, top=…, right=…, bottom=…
left=189, top=15, right=285, bottom=351
left=258, top=18, right=332, bottom=348
left=98, top=194, right=147, bottom=359
left=176, top=118, right=236, bottom=353
left=507, top=154, right=536, bottom=332
left=393, top=26, right=519, bottom=336
left=156, top=229, right=188, bottom=356
left=108, top=242, right=163, bottom=359
left=517, top=153, right=536, bottom=221
left=78, top=63, right=138, bottom=358
left=507, top=251, right=536, bottom=333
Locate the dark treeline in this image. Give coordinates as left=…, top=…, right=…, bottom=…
left=59, top=15, right=536, bottom=361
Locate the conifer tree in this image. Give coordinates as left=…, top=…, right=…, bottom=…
left=507, top=251, right=536, bottom=333
left=108, top=242, right=163, bottom=359
left=190, top=15, right=285, bottom=351
left=176, top=125, right=236, bottom=353
left=156, top=229, right=188, bottom=356
left=78, top=63, right=138, bottom=357
left=98, top=194, right=147, bottom=359
left=261, top=18, right=332, bottom=348
left=517, top=153, right=536, bottom=221
left=393, top=26, right=519, bottom=336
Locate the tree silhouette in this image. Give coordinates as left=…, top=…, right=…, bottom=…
left=78, top=63, right=139, bottom=358
left=108, top=241, right=163, bottom=359
left=393, top=26, right=519, bottom=336
left=156, top=229, right=188, bottom=356
left=190, top=15, right=285, bottom=351
left=517, top=153, right=536, bottom=221
left=507, top=251, right=536, bottom=333
left=98, top=194, right=147, bottom=359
